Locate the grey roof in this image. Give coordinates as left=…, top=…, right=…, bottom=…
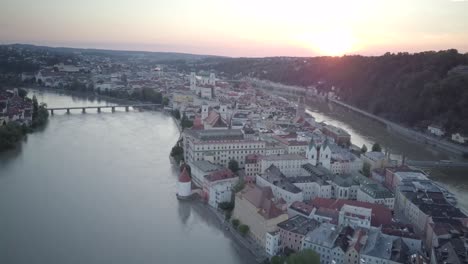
left=277, top=215, right=319, bottom=235
left=360, top=183, right=394, bottom=199
left=190, top=160, right=222, bottom=173
left=261, top=165, right=302, bottom=194
left=363, top=151, right=386, bottom=161
left=288, top=175, right=329, bottom=185
left=185, top=129, right=244, bottom=141
left=331, top=173, right=369, bottom=187
left=304, top=223, right=341, bottom=248
left=261, top=154, right=307, bottom=161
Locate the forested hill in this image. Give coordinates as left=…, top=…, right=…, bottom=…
left=199, top=50, right=468, bottom=134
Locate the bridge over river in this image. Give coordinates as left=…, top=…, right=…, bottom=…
left=46, top=104, right=162, bottom=114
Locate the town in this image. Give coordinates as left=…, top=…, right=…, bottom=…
left=1, top=44, right=467, bottom=264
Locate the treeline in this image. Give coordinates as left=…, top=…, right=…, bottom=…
left=0, top=93, right=49, bottom=152
left=197, top=50, right=468, bottom=133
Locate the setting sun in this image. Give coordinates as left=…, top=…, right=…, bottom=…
left=314, top=30, right=355, bottom=56
left=297, top=29, right=356, bottom=56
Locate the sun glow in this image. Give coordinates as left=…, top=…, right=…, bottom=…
left=297, top=29, right=357, bottom=56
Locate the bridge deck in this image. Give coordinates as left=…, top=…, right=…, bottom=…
left=46, top=104, right=161, bottom=110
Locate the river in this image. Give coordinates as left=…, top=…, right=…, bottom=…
left=0, top=90, right=256, bottom=264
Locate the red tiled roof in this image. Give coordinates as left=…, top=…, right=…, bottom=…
left=310, top=198, right=392, bottom=227
left=192, top=115, right=204, bottom=130
left=179, top=167, right=191, bottom=183
left=205, top=169, right=236, bottom=182
left=240, top=184, right=285, bottom=219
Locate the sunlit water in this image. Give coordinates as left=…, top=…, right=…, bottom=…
left=0, top=89, right=255, bottom=264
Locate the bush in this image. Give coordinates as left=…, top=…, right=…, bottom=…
left=228, top=159, right=239, bottom=173
left=362, top=162, right=371, bottom=177
left=238, top=224, right=250, bottom=236
left=225, top=211, right=232, bottom=221
left=218, top=201, right=234, bottom=211
left=231, top=219, right=240, bottom=229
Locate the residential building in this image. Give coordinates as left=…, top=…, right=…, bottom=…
left=277, top=215, right=320, bottom=252
left=190, top=160, right=222, bottom=187
left=266, top=231, right=280, bottom=256
left=309, top=198, right=393, bottom=228
left=322, top=125, right=351, bottom=146
left=357, top=182, right=395, bottom=209
left=451, top=133, right=468, bottom=144
left=427, top=124, right=445, bottom=137
left=302, top=222, right=343, bottom=264
left=232, top=184, right=288, bottom=247
left=245, top=154, right=261, bottom=177
left=183, top=129, right=266, bottom=168
left=203, top=169, right=238, bottom=208
left=256, top=165, right=304, bottom=204
left=395, top=180, right=468, bottom=235
left=361, top=151, right=388, bottom=170
left=260, top=154, right=308, bottom=177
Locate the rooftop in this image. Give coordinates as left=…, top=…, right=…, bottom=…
left=260, top=165, right=302, bottom=194
left=260, top=153, right=307, bottom=161
left=190, top=160, right=222, bottom=173
left=277, top=215, right=320, bottom=235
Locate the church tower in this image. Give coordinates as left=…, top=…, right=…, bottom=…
left=296, top=96, right=305, bottom=118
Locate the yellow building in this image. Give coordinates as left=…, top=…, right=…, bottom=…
left=232, top=184, right=288, bottom=247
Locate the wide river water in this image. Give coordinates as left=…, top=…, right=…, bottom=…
left=0, top=90, right=256, bottom=264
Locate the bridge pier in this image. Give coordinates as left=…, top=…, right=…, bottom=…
left=82, top=108, right=86, bottom=114
left=66, top=109, right=70, bottom=114
left=97, top=107, right=101, bottom=113
left=111, top=107, right=115, bottom=113
left=125, top=106, right=129, bottom=112
left=50, top=109, right=54, bottom=115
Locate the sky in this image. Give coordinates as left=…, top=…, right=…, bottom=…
left=1, top=0, right=468, bottom=57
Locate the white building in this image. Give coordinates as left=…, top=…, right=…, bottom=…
left=452, top=133, right=468, bottom=144
left=289, top=176, right=332, bottom=200
left=265, top=231, right=280, bottom=256
left=190, top=160, right=223, bottom=187
left=256, top=165, right=304, bottom=204
left=183, top=129, right=266, bottom=168
left=428, top=124, right=445, bottom=136
left=302, top=223, right=343, bottom=264
left=177, top=167, right=192, bottom=198
left=338, top=204, right=371, bottom=228
left=260, top=154, right=308, bottom=177
left=203, top=169, right=238, bottom=208
left=357, top=183, right=395, bottom=210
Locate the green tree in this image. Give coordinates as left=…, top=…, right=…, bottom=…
left=362, top=162, right=371, bottom=177
left=218, top=201, right=234, bottom=211
left=231, top=219, right=240, bottom=229
left=163, top=96, right=169, bottom=106
left=181, top=113, right=193, bottom=129
left=0, top=123, right=25, bottom=151
left=270, top=249, right=320, bottom=264
left=228, top=159, right=239, bottom=173
left=371, top=143, right=382, bottom=152
left=18, top=88, right=28, bottom=98
left=361, top=144, right=368, bottom=153
left=172, top=109, right=181, bottom=120
left=287, top=249, right=320, bottom=264
left=238, top=224, right=250, bottom=236
left=225, top=211, right=232, bottom=221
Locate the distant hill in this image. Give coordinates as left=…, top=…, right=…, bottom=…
left=192, top=50, right=468, bottom=134
left=4, top=43, right=224, bottom=61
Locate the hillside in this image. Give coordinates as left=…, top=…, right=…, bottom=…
left=195, top=50, right=468, bottom=134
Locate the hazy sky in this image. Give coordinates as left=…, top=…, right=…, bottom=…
left=1, top=0, right=468, bottom=57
